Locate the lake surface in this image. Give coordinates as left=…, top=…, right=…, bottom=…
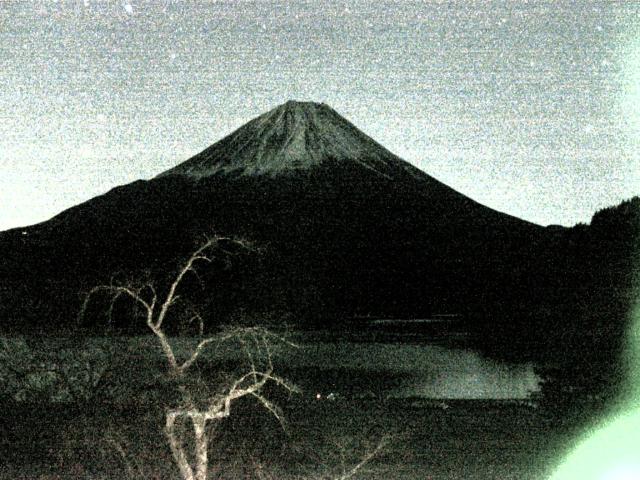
left=285, top=336, right=541, bottom=400
left=0, top=332, right=541, bottom=402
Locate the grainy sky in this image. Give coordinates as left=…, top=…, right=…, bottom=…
left=1, top=0, right=639, bottom=230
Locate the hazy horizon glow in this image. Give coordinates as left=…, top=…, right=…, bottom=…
left=550, top=306, right=640, bottom=479
left=2, top=0, right=640, bottom=230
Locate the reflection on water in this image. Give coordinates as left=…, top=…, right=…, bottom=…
left=0, top=333, right=541, bottom=402
left=287, top=338, right=540, bottom=400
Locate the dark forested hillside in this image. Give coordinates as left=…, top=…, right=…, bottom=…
left=472, top=196, right=640, bottom=408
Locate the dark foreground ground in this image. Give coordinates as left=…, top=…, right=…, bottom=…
left=0, top=397, right=585, bottom=480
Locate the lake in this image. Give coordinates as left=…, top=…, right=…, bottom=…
left=284, top=333, right=540, bottom=400
left=0, top=330, right=541, bottom=403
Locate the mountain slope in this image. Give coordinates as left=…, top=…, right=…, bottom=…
left=1, top=101, right=548, bottom=334
left=159, top=100, right=425, bottom=180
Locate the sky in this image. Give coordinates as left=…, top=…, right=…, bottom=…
left=1, top=0, right=640, bottom=230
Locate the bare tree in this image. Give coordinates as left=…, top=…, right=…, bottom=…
left=80, top=236, right=297, bottom=480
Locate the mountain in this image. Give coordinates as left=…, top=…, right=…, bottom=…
left=0, top=102, right=549, bottom=328
left=1, top=100, right=637, bottom=410
left=0, top=101, right=635, bottom=368
left=1, top=101, right=541, bottom=328
left=159, top=100, right=423, bottom=179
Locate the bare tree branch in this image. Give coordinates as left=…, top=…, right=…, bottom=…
left=79, top=284, right=154, bottom=326
left=104, top=430, right=147, bottom=480
left=154, top=237, right=224, bottom=330
left=177, top=337, right=217, bottom=374
left=249, top=391, right=287, bottom=431
left=334, top=436, right=388, bottom=480
left=80, top=236, right=296, bottom=480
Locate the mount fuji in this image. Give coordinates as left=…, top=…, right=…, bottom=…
left=0, top=101, right=555, bottom=333
left=1, top=100, right=637, bottom=407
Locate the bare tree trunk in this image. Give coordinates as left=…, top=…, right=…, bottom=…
left=193, top=413, right=208, bottom=480
left=149, top=324, right=178, bottom=371
left=166, top=410, right=212, bottom=480
left=166, top=412, right=196, bottom=480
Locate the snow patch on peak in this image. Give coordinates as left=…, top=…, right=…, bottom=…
left=158, top=101, right=412, bottom=179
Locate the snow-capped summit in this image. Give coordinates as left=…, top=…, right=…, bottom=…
left=159, top=101, right=418, bottom=179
